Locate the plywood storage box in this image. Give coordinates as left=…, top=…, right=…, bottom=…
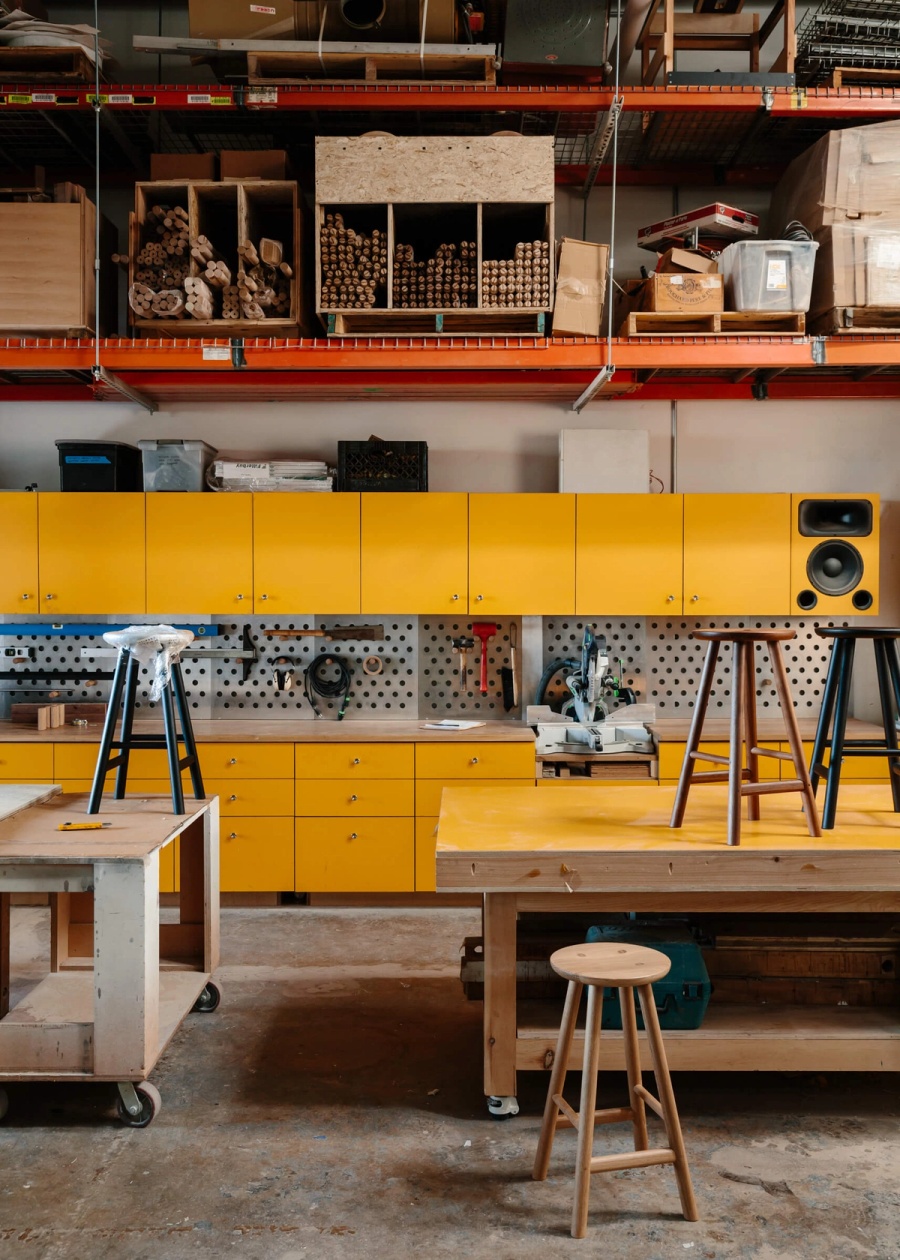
left=0, top=192, right=99, bottom=336
left=314, top=135, right=556, bottom=335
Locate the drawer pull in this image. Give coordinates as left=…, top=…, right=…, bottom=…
left=21, top=593, right=29, bottom=600
left=349, top=832, right=357, bottom=840
left=451, top=594, right=459, bottom=601
left=236, top=594, right=244, bottom=600
left=352, top=758, right=360, bottom=765
left=475, top=594, right=483, bottom=601
left=44, top=593, right=55, bottom=600
left=229, top=758, right=237, bottom=765
left=691, top=594, right=699, bottom=602
left=470, top=757, right=479, bottom=765
left=350, top=794, right=358, bottom=802
left=667, top=594, right=675, bottom=602
left=260, top=594, right=268, bottom=601
left=229, top=794, right=237, bottom=802
left=229, top=831, right=237, bottom=840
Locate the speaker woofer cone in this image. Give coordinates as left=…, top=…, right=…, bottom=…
left=807, top=540, right=864, bottom=596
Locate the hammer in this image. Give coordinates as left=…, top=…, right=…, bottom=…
left=472, top=622, right=497, bottom=697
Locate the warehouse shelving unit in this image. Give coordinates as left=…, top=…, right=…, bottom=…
left=2, top=82, right=900, bottom=404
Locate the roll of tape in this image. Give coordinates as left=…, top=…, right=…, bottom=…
left=362, top=655, right=383, bottom=676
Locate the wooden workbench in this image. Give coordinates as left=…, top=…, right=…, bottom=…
left=435, top=783, right=900, bottom=1115
left=0, top=788, right=220, bottom=1126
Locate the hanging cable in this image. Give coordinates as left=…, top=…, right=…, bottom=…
left=303, top=653, right=353, bottom=721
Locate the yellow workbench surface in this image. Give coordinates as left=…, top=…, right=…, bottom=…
left=0, top=719, right=533, bottom=745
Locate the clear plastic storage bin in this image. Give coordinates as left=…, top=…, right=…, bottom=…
left=138, top=439, right=218, bottom=492
left=719, top=239, right=819, bottom=312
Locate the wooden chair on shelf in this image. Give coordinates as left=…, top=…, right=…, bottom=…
left=636, top=0, right=796, bottom=87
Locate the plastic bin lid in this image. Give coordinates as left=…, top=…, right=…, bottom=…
left=55, top=439, right=141, bottom=450
left=137, top=439, right=218, bottom=453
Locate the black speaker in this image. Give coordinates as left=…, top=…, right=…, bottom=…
left=792, top=493, right=878, bottom=614
left=798, top=498, right=873, bottom=538
left=806, top=540, right=864, bottom=597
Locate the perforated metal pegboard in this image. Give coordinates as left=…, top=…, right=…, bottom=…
left=420, top=619, right=522, bottom=718
left=541, top=620, right=647, bottom=713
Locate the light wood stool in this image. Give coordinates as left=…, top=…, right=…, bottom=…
left=670, top=629, right=821, bottom=847
left=533, top=942, right=699, bottom=1239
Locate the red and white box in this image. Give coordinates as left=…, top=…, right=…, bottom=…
left=638, top=203, right=759, bottom=251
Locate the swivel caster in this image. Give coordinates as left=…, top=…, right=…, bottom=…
left=116, top=1080, right=161, bottom=1128
left=0, top=1087, right=8, bottom=1122
left=487, top=1095, right=519, bottom=1119
left=192, top=981, right=221, bottom=1013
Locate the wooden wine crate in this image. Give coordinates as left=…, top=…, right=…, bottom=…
left=0, top=191, right=100, bottom=336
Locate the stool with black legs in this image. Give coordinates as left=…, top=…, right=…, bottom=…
left=87, top=627, right=205, bottom=815
left=809, top=627, right=900, bottom=829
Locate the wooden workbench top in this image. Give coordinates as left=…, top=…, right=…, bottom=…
left=0, top=719, right=534, bottom=745
left=648, top=716, right=886, bottom=741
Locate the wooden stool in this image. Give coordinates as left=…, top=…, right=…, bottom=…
left=533, top=942, right=699, bottom=1238
left=810, top=627, right=900, bottom=829
left=670, top=629, right=821, bottom=847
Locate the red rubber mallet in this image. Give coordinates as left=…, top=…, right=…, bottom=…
left=472, top=621, right=497, bottom=696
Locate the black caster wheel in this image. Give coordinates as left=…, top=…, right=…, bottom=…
left=487, top=1095, right=520, bottom=1119
left=116, top=1081, right=161, bottom=1128
left=192, top=981, right=221, bottom=1013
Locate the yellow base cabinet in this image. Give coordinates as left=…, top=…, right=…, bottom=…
left=297, top=778, right=415, bottom=817
left=416, top=816, right=440, bottom=891
left=221, top=817, right=295, bottom=892
left=658, top=741, right=795, bottom=783
left=295, top=742, right=414, bottom=780
left=0, top=744, right=53, bottom=780
left=295, top=817, right=415, bottom=892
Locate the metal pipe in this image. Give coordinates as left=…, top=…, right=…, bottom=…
left=670, top=399, right=678, bottom=492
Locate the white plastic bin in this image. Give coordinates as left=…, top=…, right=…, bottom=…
left=138, top=439, right=218, bottom=492
left=719, top=240, right=819, bottom=313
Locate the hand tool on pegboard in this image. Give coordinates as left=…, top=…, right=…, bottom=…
left=451, top=635, right=475, bottom=694
left=472, top=622, right=497, bottom=697
left=500, top=622, right=518, bottom=712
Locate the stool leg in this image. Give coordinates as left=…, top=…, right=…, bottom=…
left=572, top=984, right=603, bottom=1240
left=873, top=640, right=900, bottom=812
left=533, top=979, right=583, bottom=1182
left=809, top=639, right=842, bottom=794
left=637, top=984, right=699, bottom=1223
left=160, top=681, right=186, bottom=815
left=171, top=662, right=205, bottom=799
left=671, top=641, right=719, bottom=828
left=823, top=637, right=855, bottom=830
left=87, top=647, right=128, bottom=814
left=618, top=985, right=649, bottom=1151
left=770, top=640, right=821, bottom=837
left=114, top=654, right=140, bottom=800
left=727, top=640, right=746, bottom=847
left=742, top=640, right=760, bottom=822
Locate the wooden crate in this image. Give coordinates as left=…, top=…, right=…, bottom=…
left=128, top=179, right=305, bottom=336
left=620, top=310, right=806, bottom=336
left=809, top=306, right=900, bottom=335
left=0, top=46, right=95, bottom=81
left=247, top=49, right=496, bottom=84
left=0, top=192, right=99, bottom=336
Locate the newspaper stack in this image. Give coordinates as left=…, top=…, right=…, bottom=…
left=0, top=8, right=107, bottom=68
left=212, top=460, right=334, bottom=492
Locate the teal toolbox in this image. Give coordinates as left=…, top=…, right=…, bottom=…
left=584, top=924, right=712, bottom=1030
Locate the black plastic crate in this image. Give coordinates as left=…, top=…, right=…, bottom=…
left=337, top=439, right=427, bottom=492
left=56, top=440, right=143, bottom=492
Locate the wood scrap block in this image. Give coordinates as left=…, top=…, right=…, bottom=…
left=10, top=703, right=52, bottom=731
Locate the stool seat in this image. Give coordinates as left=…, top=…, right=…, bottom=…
left=550, top=942, right=672, bottom=987
left=815, top=627, right=900, bottom=639
left=691, top=628, right=795, bottom=643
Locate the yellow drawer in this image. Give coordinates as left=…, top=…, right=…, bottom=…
left=198, top=743, right=294, bottom=779
left=804, top=740, right=889, bottom=783
left=58, top=778, right=171, bottom=799
left=296, top=779, right=414, bottom=817
left=295, top=743, right=414, bottom=779
left=415, top=816, right=439, bottom=892
left=295, top=818, right=415, bottom=892
left=54, top=744, right=186, bottom=781
left=415, top=777, right=520, bottom=817
left=205, top=779, right=295, bottom=817
left=220, top=817, right=294, bottom=892
left=0, top=743, right=53, bottom=780
left=657, top=741, right=780, bottom=782
left=415, top=742, right=534, bottom=780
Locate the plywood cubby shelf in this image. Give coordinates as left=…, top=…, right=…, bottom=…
left=314, top=136, right=555, bottom=336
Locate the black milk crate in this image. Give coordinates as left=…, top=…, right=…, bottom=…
left=337, top=439, right=428, bottom=492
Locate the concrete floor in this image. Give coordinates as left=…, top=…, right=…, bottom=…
left=0, top=905, right=898, bottom=1259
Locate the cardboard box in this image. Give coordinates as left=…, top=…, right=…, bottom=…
left=638, top=203, right=758, bottom=251
left=0, top=196, right=101, bottom=335
left=220, top=149, right=291, bottom=181
left=552, top=238, right=609, bottom=336
left=810, top=224, right=900, bottom=313
left=188, top=0, right=296, bottom=40
left=656, top=247, right=718, bottom=275
left=150, top=152, right=217, bottom=182
left=640, top=273, right=724, bottom=313
left=769, top=121, right=900, bottom=236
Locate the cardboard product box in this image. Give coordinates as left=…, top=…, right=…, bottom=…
left=637, top=203, right=758, bottom=251
left=810, top=224, right=900, bottom=313
left=150, top=153, right=218, bottom=182
left=640, top=272, right=724, bottom=313
left=220, top=149, right=291, bottom=181
left=769, top=121, right=900, bottom=236
left=656, top=247, right=719, bottom=275
left=188, top=0, right=296, bottom=40
left=552, top=238, right=609, bottom=336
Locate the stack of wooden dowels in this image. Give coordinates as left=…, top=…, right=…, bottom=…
left=236, top=237, right=292, bottom=320
left=392, top=240, right=477, bottom=310
left=481, top=240, right=551, bottom=309
left=319, top=213, right=387, bottom=310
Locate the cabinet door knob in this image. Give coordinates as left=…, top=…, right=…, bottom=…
left=229, top=758, right=237, bottom=765
left=44, top=594, right=54, bottom=600
left=667, top=594, right=675, bottom=602
left=21, top=594, right=29, bottom=600
left=229, top=831, right=237, bottom=840
left=350, top=794, right=358, bottom=802
left=475, top=594, right=483, bottom=601
left=470, top=756, right=479, bottom=765
left=349, top=832, right=357, bottom=840
left=691, top=594, right=699, bottom=602
left=451, top=594, right=459, bottom=601
left=236, top=594, right=244, bottom=600
left=229, top=794, right=237, bottom=802
left=352, top=758, right=360, bottom=765
left=260, top=594, right=268, bottom=601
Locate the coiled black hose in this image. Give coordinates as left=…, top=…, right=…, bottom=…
left=304, top=653, right=353, bottom=720
left=534, top=658, right=580, bottom=710
left=782, top=220, right=813, bottom=242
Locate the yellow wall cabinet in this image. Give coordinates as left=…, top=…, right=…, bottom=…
left=683, top=493, right=790, bottom=615
left=146, top=493, right=253, bottom=614
left=468, top=493, right=576, bottom=615
left=39, top=493, right=146, bottom=614
left=361, top=493, right=468, bottom=614
left=576, top=494, right=684, bottom=615
left=254, top=493, right=361, bottom=614
left=0, top=494, right=39, bottom=614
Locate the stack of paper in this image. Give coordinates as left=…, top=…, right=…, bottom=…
left=0, top=9, right=107, bottom=67
left=213, top=460, right=334, bottom=492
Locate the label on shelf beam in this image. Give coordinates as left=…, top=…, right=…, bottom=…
left=31, top=93, right=56, bottom=104
left=187, top=93, right=231, bottom=106
left=202, top=347, right=232, bottom=361
left=248, top=88, right=278, bottom=105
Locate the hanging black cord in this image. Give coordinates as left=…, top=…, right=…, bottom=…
left=304, top=653, right=353, bottom=721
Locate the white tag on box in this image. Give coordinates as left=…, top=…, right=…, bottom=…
left=766, top=259, right=788, bottom=291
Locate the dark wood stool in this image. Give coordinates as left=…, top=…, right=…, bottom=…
left=670, top=629, right=821, bottom=846
left=533, top=942, right=699, bottom=1238
left=87, top=639, right=204, bottom=816
left=809, top=627, right=900, bottom=829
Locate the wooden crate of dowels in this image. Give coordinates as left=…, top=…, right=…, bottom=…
left=123, top=180, right=303, bottom=335
left=315, top=136, right=555, bottom=336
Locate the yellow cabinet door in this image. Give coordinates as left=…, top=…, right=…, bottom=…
left=296, top=778, right=414, bottom=817
left=683, top=494, right=790, bottom=615
left=206, top=779, right=295, bottom=817
left=361, top=493, right=468, bottom=614
left=146, top=494, right=252, bottom=614
left=468, top=494, right=576, bottom=615
left=254, top=493, right=360, bottom=614
left=0, top=744, right=53, bottom=779
left=38, top=493, right=145, bottom=614
left=576, top=494, right=683, bottom=615
left=295, top=818, right=415, bottom=892
left=0, top=494, right=38, bottom=613
left=415, top=816, right=439, bottom=891
left=415, top=741, right=535, bottom=780
left=295, top=742, right=414, bottom=779
left=220, top=817, right=295, bottom=892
